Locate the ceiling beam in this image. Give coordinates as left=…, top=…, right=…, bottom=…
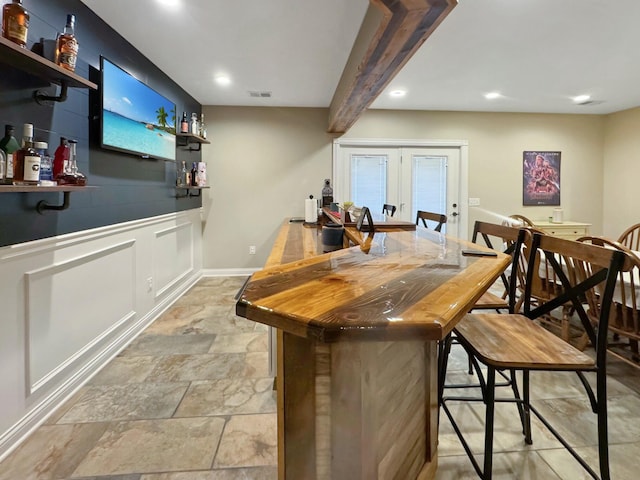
left=328, top=0, right=457, bottom=134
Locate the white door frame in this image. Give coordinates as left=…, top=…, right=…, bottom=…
left=332, top=138, right=470, bottom=240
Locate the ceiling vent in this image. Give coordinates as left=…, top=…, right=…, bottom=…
left=248, top=91, right=272, bottom=98
left=576, top=100, right=604, bottom=106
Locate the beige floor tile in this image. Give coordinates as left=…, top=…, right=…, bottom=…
left=0, top=423, right=108, bottom=480
left=57, top=383, right=189, bottom=423
left=209, top=333, right=268, bottom=353
left=88, top=356, right=159, bottom=385
left=146, top=353, right=247, bottom=382
left=434, top=450, right=563, bottom=479
left=213, top=414, right=277, bottom=469
left=71, top=417, right=225, bottom=477
left=175, top=378, right=276, bottom=417
left=120, top=334, right=216, bottom=356
left=243, top=352, right=270, bottom=378
left=143, top=305, right=235, bottom=336
left=140, top=466, right=277, bottom=479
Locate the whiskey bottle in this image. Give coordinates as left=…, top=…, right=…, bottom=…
left=13, top=123, right=41, bottom=185
left=57, top=140, right=86, bottom=185
left=0, top=124, right=20, bottom=184
left=190, top=113, right=198, bottom=135
left=56, top=14, right=78, bottom=72
left=2, top=0, right=29, bottom=48
left=180, top=112, right=188, bottom=134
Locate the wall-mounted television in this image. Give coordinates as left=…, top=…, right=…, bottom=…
left=100, top=56, right=176, bottom=161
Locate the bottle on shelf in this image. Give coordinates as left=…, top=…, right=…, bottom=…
left=52, top=137, right=69, bottom=178
left=56, top=139, right=86, bottom=185
left=322, top=178, right=333, bottom=207
left=0, top=124, right=20, bottom=184
left=2, top=0, right=29, bottom=48
left=199, top=113, right=207, bottom=139
left=177, top=160, right=190, bottom=187
left=0, top=149, right=6, bottom=182
left=55, top=14, right=78, bottom=72
left=13, top=123, right=41, bottom=185
left=180, top=112, right=188, bottom=134
left=190, top=113, right=199, bottom=135
left=35, top=141, right=54, bottom=185
left=191, top=162, right=198, bottom=186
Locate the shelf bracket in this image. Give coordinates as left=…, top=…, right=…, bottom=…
left=37, top=191, right=71, bottom=213
left=175, top=187, right=202, bottom=198
left=34, top=81, right=69, bottom=104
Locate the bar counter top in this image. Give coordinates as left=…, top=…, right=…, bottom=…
left=236, top=219, right=510, bottom=343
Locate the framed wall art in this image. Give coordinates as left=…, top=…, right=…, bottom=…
left=523, top=151, right=561, bottom=206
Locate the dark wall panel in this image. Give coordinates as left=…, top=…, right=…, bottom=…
left=0, top=0, right=203, bottom=247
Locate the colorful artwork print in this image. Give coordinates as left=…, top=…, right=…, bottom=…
left=523, top=151, right=560, bottom=206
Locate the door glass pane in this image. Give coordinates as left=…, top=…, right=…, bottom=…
left=351, top=155, right=387, bottom=214
left=413, top=155, right=447, bottom=232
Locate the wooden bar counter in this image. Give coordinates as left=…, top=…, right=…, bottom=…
left=236, top=220, right=510, bottom=480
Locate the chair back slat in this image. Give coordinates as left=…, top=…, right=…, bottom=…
left=618, top=223, right=640, bottom=251
left=416, top=210, right=447, bottom=232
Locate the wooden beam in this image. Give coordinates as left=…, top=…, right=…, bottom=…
left=328, top=0, right=457, bottom=134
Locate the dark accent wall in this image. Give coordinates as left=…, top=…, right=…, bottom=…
left=0, top=0, right=202, bottom=247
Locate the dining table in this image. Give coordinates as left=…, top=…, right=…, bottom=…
left=235, top=219, right=510, bottom=479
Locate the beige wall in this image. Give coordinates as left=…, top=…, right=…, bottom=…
left=603, top=106, right=640, bottom=238
left=201, top=106, right=605, bottom=270
left=201, top=106, right=336, bottom=269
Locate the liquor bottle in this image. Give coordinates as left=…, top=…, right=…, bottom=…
left=52, top=137, right=69, bottom=178
left=56, top=14, right=78, bottom=72
left=0, top=150, right=6, bottom=182
left=13, top=123, right=41, bottom=185
left=176, top=160, right=187, bottom=186
left=199, top=113, right=207, bottom=139
left=35, top=141, right=54, bottom=184
left=2, top=0, right=29, bottom=48
left=321, top=178, right=333, bottom=207
left=180, top=112, right=188, bottom=134
left=190, top=113, right=198, bottom=135
left=0, top=124, right=20, bottom=184
left=57, top=140, right=86, bottom=185
left=191, top=162, right=198, bottom=186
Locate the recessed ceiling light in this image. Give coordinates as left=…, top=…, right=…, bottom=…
left=484, top=92, right=501, bottom=100
left=214, top=75, right=232, bottom=86
left=157, top=0, right=180, bottom=7
left=572, top=94, right=591, bottom=103
left=389, top=89, right=407, bottom=97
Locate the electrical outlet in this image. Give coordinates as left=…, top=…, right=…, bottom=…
left=146, top=277, right=153, bottom=292
left=468, top=197, right=480, bottom=207
left=249, top=245, right=256, bottom=255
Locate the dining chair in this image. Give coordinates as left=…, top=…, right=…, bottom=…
left=502, top=214, right=534, bottom=228
left=469, top=221, right=522, bottom=311
left=578, top=236, right=640, bottom=368
left=382, top=203, right=397, bottom=217
left=416, top=210, right=447, bottom=232
left=617, top=223, right=640, bottom=251
left=440, top=230, right=632, bottom=480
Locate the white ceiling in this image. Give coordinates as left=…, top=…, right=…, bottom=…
left=80, top=0, right=640, bottom=115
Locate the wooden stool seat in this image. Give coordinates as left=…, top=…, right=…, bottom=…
left=472, top=291, right=509, bottom=310
left=457, top=313, right=595, bottom=370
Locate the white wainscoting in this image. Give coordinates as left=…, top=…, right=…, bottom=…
left=0, top=209, right=203, bottom=461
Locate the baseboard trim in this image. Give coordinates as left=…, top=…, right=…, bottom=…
left=0, top=271, right=202, bottom=462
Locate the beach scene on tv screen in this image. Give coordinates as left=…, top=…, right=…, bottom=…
left=102, top=59, right=176, bottom=161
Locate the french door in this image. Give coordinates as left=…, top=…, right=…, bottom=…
left=335, top=143, right=465, bottom=238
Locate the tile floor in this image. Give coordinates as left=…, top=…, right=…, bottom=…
left=1, top=276, right=640, bottom=479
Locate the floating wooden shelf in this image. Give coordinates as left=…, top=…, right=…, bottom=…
left=0, top=185, right=95, bottom=213
left=175, top=185, right=210, bottom=198
left=176, top=133, right=210, bottom=152
left=0, top=36, right=97, bottom=90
